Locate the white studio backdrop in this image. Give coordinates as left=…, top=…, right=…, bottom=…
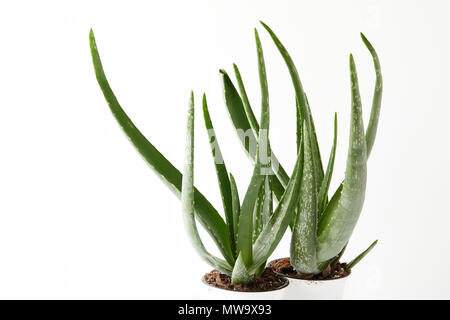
left=0, top=0, right=449, bottom=299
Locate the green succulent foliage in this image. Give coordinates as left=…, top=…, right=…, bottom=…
left=222, top=22, right=383, bottom=275
left=90, top=28, right=305, bottom=284
left=90, top=21, right=383, bottom=281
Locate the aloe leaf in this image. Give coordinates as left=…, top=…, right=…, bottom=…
left=89, top=30, right=234, bottom=265
left=255, top=28, right=269, bottom=139
left=220, top=70, right=287, bottom=198
left=236, top=29, right=273, bottom=267
left=361, top=33, right=382, bottom=158
left=232, top=64, right=291, bottom=191
left=259, top=21, right=324, bottom=189
left=229, top=173, right=240, bottom=253
left=290, top=102, right=304, bottom=230
left=290, top=121, right=320, bottom=274
left=221, top=69, right=257, bottom=157
left=261, top=176, right=273, bottom=226
left=318, top=113, right=338, bottom=215
left=252, top=182, right=265, bottom=243
left=251, top=137, right=304, bottom=271
left=330, top=243, right=347, bottom=268
left=345, top=240, right=378, bottom=271
left=296, top=100, right=303, bottom=152
left=305, top=95, right=325, bottom=187
left=231, top=253, right=252, bottom=284
left=202, top=94, right=236, bottom=257
left=253, top=178, right=273, bottom=243
left=317, top=55, right=367, bottom=262
left=181, top=92, right=233, bottom=275
left=233, top=63, right=259, bottom=136
left=236, top=168, right=263, bottom=267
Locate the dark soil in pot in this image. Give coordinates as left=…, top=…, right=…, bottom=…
left=203, top=268, right=288, bottom=292
left=269, top=258, right=350, bottom=280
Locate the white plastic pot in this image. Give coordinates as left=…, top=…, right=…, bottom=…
left=280, top=275, right=349, bottom=299
left=202, top=277, right=289, bottom=300
left=268, top=259, right=350, bottom=300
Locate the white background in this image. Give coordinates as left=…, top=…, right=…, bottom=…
left=0, top=0, right=449, bottom=299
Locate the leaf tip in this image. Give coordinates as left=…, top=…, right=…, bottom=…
left=89, top=28, right=96, bottom=47
left=360, top=32, right=371, bottom=47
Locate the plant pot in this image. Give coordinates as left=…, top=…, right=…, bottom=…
left=202, top=276, right=289, bottom=300
left=280, top=274, right=349, bottom=300
left=268, top=259, right=350, bottom=300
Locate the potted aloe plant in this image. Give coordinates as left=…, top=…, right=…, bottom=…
left=89, top=27, right=308, bottom=298
left=220, top=22, right=383, bottom=299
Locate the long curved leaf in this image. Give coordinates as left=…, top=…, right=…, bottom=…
left=232, top=64, right=290, bottom=190
left=181, top=92, right=232, bottom=274
left=290, top=121, right=320, bottom=274
left=260, top=21, right=324, bottom=190
left=318, top=35, right=382, bottom=229
left=252, top=182, right=265, bottom=243
left=236, top=29, right=272, bottom=267
left=318, top=113, right=338, bottom=214
left=345, top=240, right=378, bottom=271
left=317, top=55, right=367, bottom=262
left=229, top=173, right=240, bottom=256
left=221, top=70, right=287, bottom=199
left=261, top=176, right=273, bottom=226
left=305, top=95, right=325, bottom=187
left=237, top=169, right=263, bottom=267
left=251, top=136, right=304, bottom=271
left=89, top=29, right=234, bottom=265
left=233, top=63, right=259, bottom=136
left=202, top=94, right=235, bottom=258
left=361, top=33, right=383, bottom=158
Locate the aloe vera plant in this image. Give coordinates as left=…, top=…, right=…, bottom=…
left=221, top=22, right=383, bottom=275
left=89, top=29, right=306, bottom=284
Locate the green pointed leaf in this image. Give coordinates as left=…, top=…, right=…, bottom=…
left=202, top=94, right=236, bottom=258
left=252, top=182, right=265, bottom=243
left=237, top=169, right=263, bottom=266
left=221, top=69, right=257, bottom=157
left=229, top=173, right=240, bottom=254
left=290, top=121, right=320, bottom=275
left=318, top=113, right=338, bottom=214
left=221, top=69, right=287, bottom=198
left=233, top=63, right=259, bottom=136
left=89, top=30, right=234, bottom=265
left=231, top=253, right=252, bottom=284
left=290, top=103, right=304, bottom=231
left=346, top=240, right=378, bottom=271
left=251, top=138, right=304, bottom=271
left=259, top=21, right=324, bottom=192
left=261, top=176, right=273, bottom=226
left=236, top=30, right=273, bottom=267
left=181, top=92, right=232, bottom=275
left=305, top=95, right=325, bottom=187
left=296, top=100, right=303, bottom=152
left=361, top=33, right=383, bottom=158
left=330, top=243, right=347, bottom=269
left=317, top=55, right=367, bottom=262
left=233, top=63, right=292, bottom=193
